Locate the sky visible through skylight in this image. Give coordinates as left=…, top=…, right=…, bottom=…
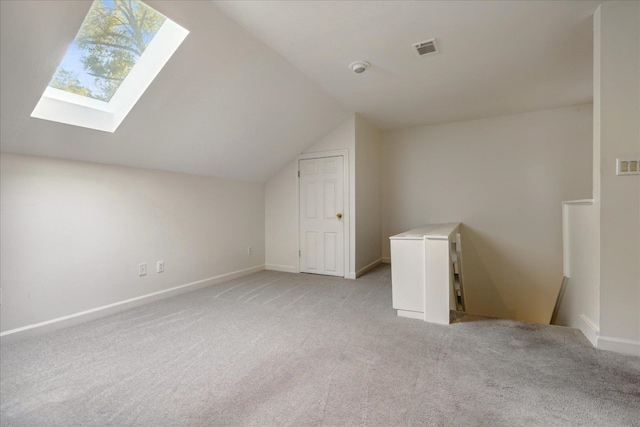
left=49, top=0, right=166, bottom=102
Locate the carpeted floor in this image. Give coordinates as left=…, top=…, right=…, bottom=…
left=1, top=265, right=639, bottom=426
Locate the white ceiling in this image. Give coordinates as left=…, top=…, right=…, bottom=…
left=0, top=1, right=349, bottom=181
left=1, top=1, right=599, bottom=181
left=215, top=0, right=599, bottom=130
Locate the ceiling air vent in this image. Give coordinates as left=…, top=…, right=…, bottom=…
left=412, top=39, right=438, bottom=57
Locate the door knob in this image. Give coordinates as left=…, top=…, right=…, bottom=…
left=336, top=213, right=342, bottom=219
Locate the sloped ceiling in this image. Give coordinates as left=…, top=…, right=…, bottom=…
left=0, top=1, right=349, bottom=181
left=1, top=1, right=599, bottom=181
left=215, top=0, right=599, bottom=130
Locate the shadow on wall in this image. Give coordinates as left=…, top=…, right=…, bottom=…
left=460, top=224, right=516, bottom=321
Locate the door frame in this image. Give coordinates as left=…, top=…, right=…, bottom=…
left=297, top=149, right=350, bottom=278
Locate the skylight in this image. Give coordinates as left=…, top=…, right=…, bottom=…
left=31, top=0, right=188, bottom=133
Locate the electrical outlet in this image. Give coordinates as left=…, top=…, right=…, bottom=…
left=139, top=263, right=147, bottom=276
left=157, top=261, right=164, bottom=273
left=247, top=246, right=253, bottom=255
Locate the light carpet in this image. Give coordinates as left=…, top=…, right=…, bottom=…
left=1, top=265, right=639, bottom=426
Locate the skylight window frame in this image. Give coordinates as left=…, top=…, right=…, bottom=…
left=31, top=3, right=188, bottom=133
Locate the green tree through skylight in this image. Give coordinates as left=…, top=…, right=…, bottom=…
left=49, top=0, right=166, bottom=102
left=50, top=69, right=92, bottom=98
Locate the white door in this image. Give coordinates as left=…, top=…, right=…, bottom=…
left=299, top=156, right=344, bottom=276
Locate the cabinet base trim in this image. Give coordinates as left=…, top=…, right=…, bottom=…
left=397, top=310, right=424, bottom=320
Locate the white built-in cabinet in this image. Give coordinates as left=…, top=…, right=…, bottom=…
left=389, top=223, right=465, bottom=324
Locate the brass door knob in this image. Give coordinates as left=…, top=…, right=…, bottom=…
left=336, top=213, right=342, bottom=219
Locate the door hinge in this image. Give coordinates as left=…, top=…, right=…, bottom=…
left=297, top=170, right=300, bottom=178
left=299, top=250, right=301, bottom=257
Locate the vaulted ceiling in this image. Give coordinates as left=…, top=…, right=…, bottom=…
left=0, top=1, right=349, bottom=181
left=216, top=0, right=599, bottom=130
left=0, top=1, right=600, bottom=181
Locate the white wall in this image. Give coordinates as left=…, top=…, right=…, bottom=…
left=264, top=160, right=298, bottom=273
left=559, top=200, right=600, bottom=346
left=265, top=116, right=357, bottom=277
left=305, top=116, right=355, bottom=154
left=596, top=1, right=640, bottom=355
left=381, top=104, right=593, bottom=324
left=0, top=153, right=265, bottom=334
left=355, top=115, right=382, bottom=274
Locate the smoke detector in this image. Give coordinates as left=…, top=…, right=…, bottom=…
left=412, top=39, right=439, bottom=57
left=349, top=61, right=371, bottom=74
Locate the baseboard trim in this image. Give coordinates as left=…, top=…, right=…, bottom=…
left=265, top=264, right=297, bottom=273
left=381, top=257, right=391, bottom=264
left=597, top=335, right=640, bottom=356
left=578, top=314, right=599, bottom=347
left=0, top=264, right=265, bottom=342
left=356, top=258, right=382, bottom=278
left=397, top=309, right=423, bottom=320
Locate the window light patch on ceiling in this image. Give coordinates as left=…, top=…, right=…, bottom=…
left=31, top=0, right=188, bottom=133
